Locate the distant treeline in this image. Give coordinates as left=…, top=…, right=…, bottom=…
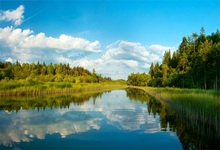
left=128, top=27, right=220, bottom=89
left=0, top=61, right=111, bottom=83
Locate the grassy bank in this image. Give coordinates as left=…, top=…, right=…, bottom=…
left=135, top=87, right=220, bottom=148
left=144, top=87, right=220, bottom=123
left=142, top=87, right=220, bottom=135
left=0, top=80, right=127, bottom=96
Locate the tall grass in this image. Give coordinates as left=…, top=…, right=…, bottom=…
left=150, top=88, right=220, bottom=120
left=0, top=80, right=127, bottom=96
left=147, top=87, right=220, bottom=138
left=139, top=87, right=220, bottom=148
left=169, top=92, right=220, bottom=125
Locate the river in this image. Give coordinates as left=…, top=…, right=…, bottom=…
left=0, top=88, right=218, bottom=149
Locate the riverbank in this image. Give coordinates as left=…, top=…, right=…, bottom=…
left=132, top=86, right=220, bottom=107
left=138, top=87, right=220, bottom=140
left=0, top=80, right=127, bottom=96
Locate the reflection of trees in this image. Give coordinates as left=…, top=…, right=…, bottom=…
left=0, top=91, right=105, bottom=147
left=1, top=88, right=219, bottom=149
left=0, top=92, right=103, bottom=112
left=126, top=88, right=175, bottom=131
left=126, top=88, right=220, bottom=149
left=172, top=106, right=220, bottom=149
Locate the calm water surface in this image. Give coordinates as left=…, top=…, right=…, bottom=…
left=0, top=88, right=217, bottom=149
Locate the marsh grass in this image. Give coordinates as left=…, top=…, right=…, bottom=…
left=148, top=87, right=220, bottom=137
left=0, top=80, right=126, bottom=96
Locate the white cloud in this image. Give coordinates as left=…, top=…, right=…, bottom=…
left=0, top=26, right=33, bottom=49
left=98, top=41, right=163, bottom=78
left=104, top=40, right=149, bottom=62
left=148, top=44, right=175, bottom=55
left=21, top=33, right=101, bottom=52
left=64, top=41, right=166, bottom=79
left=0, top=5, right=24, bottom=26
left=0, top=26, right=101, bottom=63
left=5, top=57, right=13, bottom=62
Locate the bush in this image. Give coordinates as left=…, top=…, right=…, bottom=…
left=63, top=75, right=76, bottom=83
left=55, top=74, right=64, bottom=82
left=49, top=82, right=72, bottom=88
left=0, top=81, right=22, bottom=90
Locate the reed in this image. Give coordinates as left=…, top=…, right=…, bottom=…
left=0, top=80, right=127, bottom=96
left=147, top=87, right=220, bottom=135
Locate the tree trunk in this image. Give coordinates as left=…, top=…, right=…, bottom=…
left=191, top=76, right=194, bottom=88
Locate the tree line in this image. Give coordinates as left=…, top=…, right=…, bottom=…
left=0, top=61, right=111, bottom=83
left=127, top=27, right=220, bottom=89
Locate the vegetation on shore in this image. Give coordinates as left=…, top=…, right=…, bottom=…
left=142, top=87, right=220, bottom=135
left=0, top=80, right=126, bottom=96
left=142, top=87, right=220, bottom=122
left=0, top=60, right=127, bottom=96
left=0, top=61, right=112, bottom=83
left=130, top=87, right=219, bottom=149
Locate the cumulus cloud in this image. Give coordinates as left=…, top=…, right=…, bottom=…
left=148, top=44, right=175, bottom=55
left=0, top=5, right=24, bottom=26
left=73, top=41, right=164, bottom=79
left=22, top=33, right=101, bottom=52
left=0, top=26, right=101, bottom=63
left=55, top=40, right=175, bottom=79
left=104, top=41, right=148, bottom=61
left=0, top=26, right=101, bottom=52
left=103, top=41, right=161, bottom=63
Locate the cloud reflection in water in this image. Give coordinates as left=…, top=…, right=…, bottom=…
left=0, top=90, right=165, bottom=147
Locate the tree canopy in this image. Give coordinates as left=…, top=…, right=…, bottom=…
left=0, top=61, right=111, bottom=83
left=127, top=28, right=220, bottom=89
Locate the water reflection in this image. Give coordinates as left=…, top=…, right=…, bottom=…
left=172, top=106, right=220, bottom=149
left=0, top=92, right=103, bottom=112
left=0, top=88, right=219, bottom=149
left=126, top=88, right=176, bottom=132
left=0, top=89, right=181, bottom=149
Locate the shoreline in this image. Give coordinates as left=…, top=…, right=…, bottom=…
left=0, top=82, right=127, bottom=97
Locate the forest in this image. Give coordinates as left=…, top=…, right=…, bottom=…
left=0, top=61, right=111, bottom=83
left=127, top=27, right=220, bottom=89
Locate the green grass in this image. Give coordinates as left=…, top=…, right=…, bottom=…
left=0, top=80, right=127, bottom=96
left=145, top=87, right=220, bottom=134
left=136, top=87, right=220, bottom=147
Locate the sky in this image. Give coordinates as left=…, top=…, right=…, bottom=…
left=0, top=0, right=219, bottom=79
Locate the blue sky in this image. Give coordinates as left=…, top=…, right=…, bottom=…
left=0, top=0, right=219, bottom=79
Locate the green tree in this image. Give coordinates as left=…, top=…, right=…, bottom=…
left=161, top=64, right=169, bottom=86
left=192, top=32, right=198, bottom=53
left=149, top=63, right=154, bottom=78
left=198, top=39, right=213, bottom=89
